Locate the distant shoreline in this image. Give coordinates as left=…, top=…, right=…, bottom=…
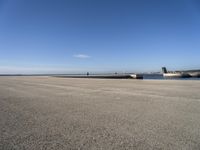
left=0, top=74, right=200, bottom=80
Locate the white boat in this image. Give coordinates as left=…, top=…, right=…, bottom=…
left=163, top=73, right=191, bottom=78
left=162, top=67, right=191, bottom=78
left=188, top=72, right=200, bottom=77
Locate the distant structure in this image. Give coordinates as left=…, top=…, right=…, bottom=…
left=162, top=67, right=168, bottom=74
left=55, top=73, right=143, bottom=79
left=161, top=67, right=200, bottom=78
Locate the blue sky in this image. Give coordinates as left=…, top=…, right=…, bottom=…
left=0, top=0, right=200, bottom=74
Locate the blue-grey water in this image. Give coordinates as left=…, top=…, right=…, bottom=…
left=143, top=74, right=200, bottom=80
left=0, top=74, right=200, bottom=80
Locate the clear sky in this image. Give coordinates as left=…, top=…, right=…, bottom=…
left=0, top=0, right=200, bottom=74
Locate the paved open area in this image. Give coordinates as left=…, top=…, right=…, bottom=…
left=0, top=76, right=200, bottom=150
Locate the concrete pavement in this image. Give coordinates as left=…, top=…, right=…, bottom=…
left=0, top=76, right=200, bottom=150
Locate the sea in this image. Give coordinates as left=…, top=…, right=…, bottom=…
left=0, top=74, right=200, bottom=80
left=143, top=74, right=200, bottom=80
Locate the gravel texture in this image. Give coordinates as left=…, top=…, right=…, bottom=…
left=0, top=76, right=200, bottom=150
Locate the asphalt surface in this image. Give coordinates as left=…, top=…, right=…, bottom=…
left=0, top=76, right=200, bottom=150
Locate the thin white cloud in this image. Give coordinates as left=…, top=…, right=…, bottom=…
left=73, top=54, right=90, bottom=59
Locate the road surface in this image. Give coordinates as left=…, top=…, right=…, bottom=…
left=0, top=77, right=200, bottom=149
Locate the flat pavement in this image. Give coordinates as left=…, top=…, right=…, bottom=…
left=0, top=76, right=200, bottom=150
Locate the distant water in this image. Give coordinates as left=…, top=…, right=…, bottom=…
left=0, top=74, right=200, bottom=80
left=143, top=74, right=200, bottom=80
